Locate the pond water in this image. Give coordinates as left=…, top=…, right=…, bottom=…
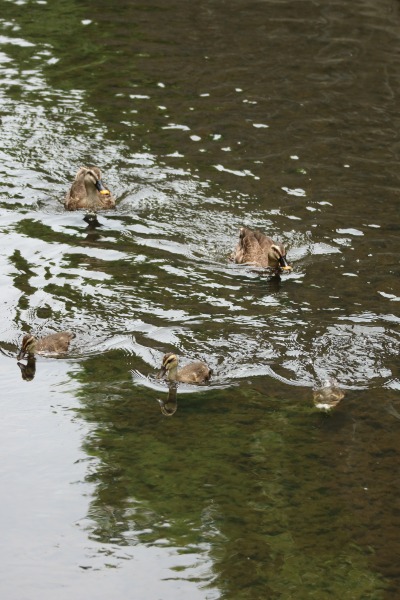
left=1, top=0, right=400, bottom=598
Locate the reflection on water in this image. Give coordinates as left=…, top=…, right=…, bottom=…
left=17, top=356, right=36, bottom=381
left=157, top=383, right=178, bottom=416
left=1, top=0, right=400, bottom=597
left=312, top=378, right=345, bottom=411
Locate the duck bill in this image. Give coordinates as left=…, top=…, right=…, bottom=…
left=95, top=180, right=111, bottom=195
left=279, top=256, right=292, bottom=272
left=157, top=366, right=167, bottom=379
left=17, top=348, right=26, bottom=360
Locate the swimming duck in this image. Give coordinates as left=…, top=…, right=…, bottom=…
left=313, top=379, right=345, bottom=411
left=17, top=332, right=75, bottom=360
left=158, top=352, right=212, bottom=384
left=231, top=227, right=292, bottom=271
left=64, top=166, right=115, bottom=211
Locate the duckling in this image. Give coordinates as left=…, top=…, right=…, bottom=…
left=64, top=166, right=115, bottom=211
left=231, top=227, right=292, bottom=271
left=158, top=352, right=212, bottom=384
left=313, top=379, right=345, bottom=411
left=17, top=332, right=75, bottom=360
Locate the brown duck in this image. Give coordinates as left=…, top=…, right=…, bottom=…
left=64, top=166, right=115, bottom=211
left=158, top=352, right=212, bottom=384
left=17, top=332, right=75, bottom=360
left=232, top=227, right=292, bottom=271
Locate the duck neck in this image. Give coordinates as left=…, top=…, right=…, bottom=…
left=27, top=340, right=37, bottom=356
left=167, top=365, right=178, bottom=381
left=84, top=180, right=99, bottom=208
left=267, top=251, right=279, bottom=268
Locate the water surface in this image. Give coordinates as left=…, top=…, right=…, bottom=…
left=1, top=0, right=400, bottom=598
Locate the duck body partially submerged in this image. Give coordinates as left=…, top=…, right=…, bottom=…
left=65, top=166, right=115, bottom=211
left=232, top=226, right=291, bottom=271
left=158, top=352, right=212, bottom=384
left=17, top=332, right=75, bottom=360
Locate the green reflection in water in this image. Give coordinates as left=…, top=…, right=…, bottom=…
left=72, top=352, right=386, bottom=599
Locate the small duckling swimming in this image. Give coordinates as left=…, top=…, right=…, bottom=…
left=313, top=379, right=345, bottom=411
left=158, top=352, right=212, bottom=384
left=231, top=226, right=292, bottom=271
left=65, top=166, right=115, bottom=211
left=17, top=332, right=75, bottom=360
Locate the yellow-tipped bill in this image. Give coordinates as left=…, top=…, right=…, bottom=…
left=95, top=178, right=110, bottom=195
left=279, top=255, right=292, bottom=272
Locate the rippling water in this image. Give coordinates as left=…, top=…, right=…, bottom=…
left=1, top=0, right=400, bottom=598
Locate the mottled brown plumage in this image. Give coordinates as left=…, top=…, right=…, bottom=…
left=65, top=166, right=115, bottom=211
left=232, top=227, right=291, bottom=270
left=158, top=352, right=212, bottom=384
left=17, top=332, right=75, bottom=360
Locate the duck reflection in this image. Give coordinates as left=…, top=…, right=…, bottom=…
left=81, top=211, right=105, bottom=244
left=157, top=383, right=178, bottom=416
left=83, top=211, right=103, bottom=229
left=83, top=227, right=103, bottom=245
left=17, top=356, right=36, bottom=381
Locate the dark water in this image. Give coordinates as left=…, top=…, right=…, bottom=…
left=1, top=0, right=400, bottom=598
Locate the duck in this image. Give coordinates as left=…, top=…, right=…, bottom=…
left=158, top=352, right=212, bottom=384
left=231, top=226, right=292, bottom=271
left=17, top=331, right=75, bottom=360
left=313, top=379, right=345, bottom=411
left=64, top=166, right=115, bottom=211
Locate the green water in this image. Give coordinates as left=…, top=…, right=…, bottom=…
left=1, top=0, right=400, bottom=598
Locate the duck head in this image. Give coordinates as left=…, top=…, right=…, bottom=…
left=269, top=243, right=292, bottom=271
left=17, top=334, right=37, bottom=360
left=82, top=167, right=111, bottom=197
left=158, top=352, right=179, bottom=378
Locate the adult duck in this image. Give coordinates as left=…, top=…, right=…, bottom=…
left=232, top=226, right=291, bottom=271
left=65, top=166, right=115, bottom=211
